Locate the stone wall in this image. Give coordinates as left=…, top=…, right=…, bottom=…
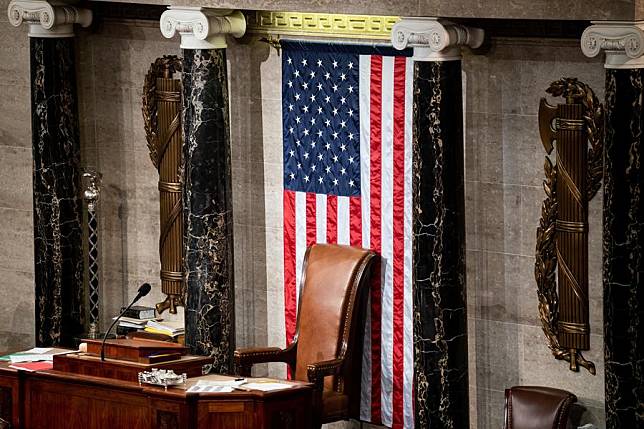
left=0, top=0, right=34, bottom=353
left=0, top=11, right=607, bottom=428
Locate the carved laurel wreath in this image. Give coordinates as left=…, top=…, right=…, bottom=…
left=535, top=78, right=603, bottom=375
left=142, top=55, right=183, bottom=169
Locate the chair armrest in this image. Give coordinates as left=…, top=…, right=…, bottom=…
left=234, top=345, right=296, bottom=376
left=307, top=358, right=344, bottom=389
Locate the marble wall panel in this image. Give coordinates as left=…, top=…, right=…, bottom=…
left=0, top=207, right=34, bottom=274
left=0, top=269, right=35, bottom=337
left=0, top=146, right=32, bottom=211
left=0, top=84, right=31, bottom=149
left=0, top=3, right=35, bottom=353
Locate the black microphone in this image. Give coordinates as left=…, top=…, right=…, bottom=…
left=100, top=283, right=152, bottom=361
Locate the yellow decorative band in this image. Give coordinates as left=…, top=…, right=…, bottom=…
left=161, top=270, right=184, bottom=282
left=556, top=118, right=585, bottom=131
left=244, top=11, right=400, bottom=40
left=156, top=90, right=181, bottom=102
left=159, top=181, right=182, bottom=193
left=558, top=320, right=589, bottom=335
left=555, top=219, right=588, bottom=233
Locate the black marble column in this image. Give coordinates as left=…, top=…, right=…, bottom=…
left=412, top=60, right=469, bottom=428
left=602, top=68, right=644, bottom=429
left=182, top=48, right=235, bottom=373
left=30, top=37, right=84, bottom=347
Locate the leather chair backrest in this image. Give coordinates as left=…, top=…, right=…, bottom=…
left=504, top=386, right=577, bottom=429
left=293, top=244, right=374, bottom=391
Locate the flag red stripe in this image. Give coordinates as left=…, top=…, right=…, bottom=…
left=350, top=197, right=362, bottom=247
left=327, top=195, right=338, bottom=244
left=306, top=193, right=317, bottom=247
left=283, top=190, right=297, bottom=347
left=391, top=56, right=407, bottom=428
left=369, top=54, right=383, bottom=424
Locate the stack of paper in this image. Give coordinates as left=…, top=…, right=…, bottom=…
left=115, top=316, right=157, bottom=329
left=1, top=348, right=76, bottom=372
left=145, top=320, right=185, bottom=337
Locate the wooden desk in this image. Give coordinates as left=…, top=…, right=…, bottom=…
left=0, top=360, right=312, bottom=429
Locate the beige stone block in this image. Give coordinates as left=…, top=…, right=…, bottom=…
left=84, top=21, right=180, bottom=91
left=261, top=99, right=284, bottom=164
left=263, top=177, right=283, bottom=232
left=475, top=387, right=505, bottom=429
left=463, top=55, right=515, bottom=116
left=265, top=225, right=285, bottom=349
left=473, top=319, right=521, bottom=390
left=474, top=253, right=538, bottom=325
left=94, top=87, right=135, bottom=151
left=0, top=24, right=29, bottom=87
left=232, top=161, right=268, bottom=229
left=0, top=146, right=32, bottom=211
left=228, top=40, right=273, bottom=101
left=230, top=97, right=267, bottom=164
left=501, top=114, right=543, bottom=187
left=0, top=331, right=34, bottom=355
left=0, top=207, right=33, bottom=273
left=465, top=249, right=481, bottom=316
left=465, top=181, right=480, bottom=250
left=517, top=52, right=604, bottom=117
left=0, top=84, right=31, bottom=148
left=476, top=183, right=522, bottom=254
left=519, top=185, right=542, bottom=258
left=0, top=268, right=34, bottom=335
left=99, top=269, right=130, bottom=331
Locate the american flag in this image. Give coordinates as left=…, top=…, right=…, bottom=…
left=281, top=41, right=414, bottom=428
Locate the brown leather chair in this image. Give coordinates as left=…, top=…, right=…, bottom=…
left=504, top=386, right=577, bottom=429
left=234, top=243, right=376, bottom=428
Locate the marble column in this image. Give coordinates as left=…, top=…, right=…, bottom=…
left=582, top=22, right=644, bottom=429
left=392, top=18, right=483, bottom=428
left=7, top=1, right=91, bottom=347
left=161, top=8, right=245, bottom=374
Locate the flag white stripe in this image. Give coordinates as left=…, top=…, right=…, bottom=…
left=337, top=196, right=350, bottom=245
left=358, top=54, right=372, bottom=421
left=379, top=55, right=395, bottom=428
left=316, top=193, right=327, bottom=244
left=295, top=191, right=307, bottom=306
left=403, top=56, right=415, bottom=429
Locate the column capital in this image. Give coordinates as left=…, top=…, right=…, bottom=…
left=391, top=17, right=483, bottom=61
left=160, top=7, right=246, bottom=50
left=7, top=0, right=91, bottom=38
left=581, top=21, right=644, bottom=69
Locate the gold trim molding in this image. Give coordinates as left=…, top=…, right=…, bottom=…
left=244, top=11, right=400, bottom=40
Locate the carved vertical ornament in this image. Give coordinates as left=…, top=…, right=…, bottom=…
left=536, top=78, right=603, bottom=374
left=142, top=56, right=185, bottom=314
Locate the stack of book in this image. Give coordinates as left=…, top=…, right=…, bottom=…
left=144, top=320, right=185, bottom=338
left=115, top=305, right=157, bottom=335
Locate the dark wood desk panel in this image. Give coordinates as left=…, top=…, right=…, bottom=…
left=0, top=361, right=313, bottom=429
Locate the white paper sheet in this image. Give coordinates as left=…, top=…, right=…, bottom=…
left=187, top=385, right=234, bottom=393
left=195, top=379, right=247, bottom=388
left=243, top=382, right=294, bottom=392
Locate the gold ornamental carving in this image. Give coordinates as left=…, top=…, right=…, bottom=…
left=142, top=56, right=185, bottom=314
left=244, top=11, right=399, bottom=40
left=536, top=78, right=603, bottom=375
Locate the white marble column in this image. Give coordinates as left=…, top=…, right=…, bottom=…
left=581, top=21, right=644, bottom=429
left=160, top=7, right=245, bottom=374
left=392, top=17, right=483, bottom=429
left=7, top=0, right=91, bottom=347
